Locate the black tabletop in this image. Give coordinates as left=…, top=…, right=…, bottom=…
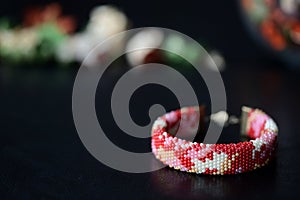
left=1, top=62, right=300, bottom=200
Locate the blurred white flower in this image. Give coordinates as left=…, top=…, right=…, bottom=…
left=126, top=28, right=164, bottom=67
left=55, top=5, right=128, bottom=67
left=207, top=50, right=226, bottom=72
left=125, top=29, right=226, bottom=71
left=56, top=33, right=92, bottom=63
left=279, top=0, right=298, bottom=16
left=87, top=5, right=128, bottom=38
left=0, top=28, right=39, bottom=56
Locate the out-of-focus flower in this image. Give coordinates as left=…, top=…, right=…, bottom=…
left=125, top=29, right=226, bottom=71
left=23, top=3, right=76, bottom=34
left=260, top=19, right=286, bottom=50
left=56, top=5, right=128, bottom=67
left=56, top=33, right=92, bottom=63
left=0, top=4, right=128, bottom=66
left=126, top=28, right=164, bottom=66
left=0, top=22, right=66, bottom=63
left=87, top=5, right=128, bottom=38
left=290, top=23, right=300, bottom=45
left=0, top=28, right=39, bottom=61
left=36, top=23, right=67, bottom=59
left=279, top=0, right=298, bottom=16
left=203, top=50, right=226, bottom=72
left=243, top=0, right=270, bottom=23
left=0, top=3, right=76, bottom=64
left=242, top=0, right=300, bottom=50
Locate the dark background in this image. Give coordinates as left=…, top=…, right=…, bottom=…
left=1, top=0, right=300, bottom=199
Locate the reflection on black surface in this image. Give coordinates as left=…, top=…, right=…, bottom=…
left=151, top=160, right=277, bottom=199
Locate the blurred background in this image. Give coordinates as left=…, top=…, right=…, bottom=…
left=0, top=0, right=292, bottom=65
left=1, top=0, right=300, bottom=67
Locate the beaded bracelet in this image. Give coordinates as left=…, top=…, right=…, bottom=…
left=151, top=106, right=278, bottom=175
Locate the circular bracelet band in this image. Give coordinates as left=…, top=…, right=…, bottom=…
left=151, top=106, right=278, bottom=175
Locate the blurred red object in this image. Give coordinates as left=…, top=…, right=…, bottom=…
left=260, top=19, right=286, bottom=50
left=23, top=3, right=76, bottom=34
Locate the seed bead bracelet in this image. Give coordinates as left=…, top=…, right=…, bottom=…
left=151, top=106, right=278, bottom=175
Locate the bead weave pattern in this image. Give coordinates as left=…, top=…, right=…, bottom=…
left=151, top=107, right=278, bottom=175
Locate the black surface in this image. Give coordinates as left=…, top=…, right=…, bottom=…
left=1, top=62, right=300, bottom=199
